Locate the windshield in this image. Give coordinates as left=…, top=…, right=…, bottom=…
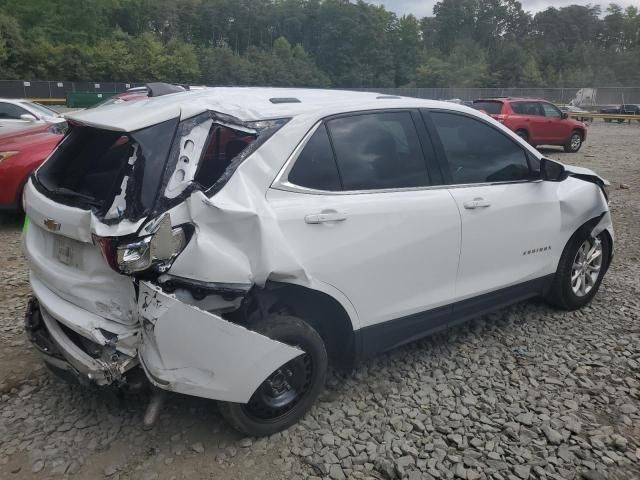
left=23, top=102, right=59, bottom=117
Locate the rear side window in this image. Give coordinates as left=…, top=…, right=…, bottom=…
left=195, top=125, right=256, bottom=189
left=431, top=112, right=530, bottom=184
left=288, top=125, right=341, bottom=191
left=472, top=101, right=503, bottom=114
left=511, top=102, right=544, bottom=116
left=326, top=112, right=429, bottom=190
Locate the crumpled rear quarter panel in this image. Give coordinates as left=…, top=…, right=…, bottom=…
left=137, top=282, right=303, bottom=403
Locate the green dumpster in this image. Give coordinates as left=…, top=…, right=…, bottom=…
left=66, top=91, right=115, bottom=108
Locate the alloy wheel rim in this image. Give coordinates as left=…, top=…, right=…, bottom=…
left=571, top=134, right=581, bottom=150
left=571, top=238, right=602, bottom=297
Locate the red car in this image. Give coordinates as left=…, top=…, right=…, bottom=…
left=0, top=123, right=66, bottom=211
left=473, top=98, right=587, bottom=152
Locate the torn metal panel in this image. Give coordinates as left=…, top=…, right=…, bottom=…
left=591, top=211, right=614, bottom=242
left=164, top=118, right=212, bottom=199
left=137, top=282, right=303, bottom=403
left=30, top=274, right=139, bottom=356
left=39, top=308, right=137, bottom=385
left=105, top=144, right=139, bottom=220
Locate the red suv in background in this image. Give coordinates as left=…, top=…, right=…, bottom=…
left=0, top=123, right=66, bottom=211
left=473, top=98, right=587, bottom=152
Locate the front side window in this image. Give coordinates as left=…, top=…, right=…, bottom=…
left=541, top=103, right=562, bottom=118
left=0, top=102, right=29, bottom=119
left=511, top=101, right=544, bottom=116
left=326, top=112, right=429, bottom=190
left=431, top=112, right=531, bottom=184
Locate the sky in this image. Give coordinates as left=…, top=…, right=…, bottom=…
left=370, top=0, right=638, bottom=17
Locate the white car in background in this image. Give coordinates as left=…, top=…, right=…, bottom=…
left=22, top=87, right=613, bottom=436
left=0, top=98, right=64, bottom=127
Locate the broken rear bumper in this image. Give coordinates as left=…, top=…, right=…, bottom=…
left=25, top=278, right=305, bottom=404
left=25, top=278, right=139, bottom=387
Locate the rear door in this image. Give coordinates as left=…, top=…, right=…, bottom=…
left=423, top=109, right=561, bottom=306
left=509, top=101, right=548, bottom=143
left=268, top=110, right=461, bottom=346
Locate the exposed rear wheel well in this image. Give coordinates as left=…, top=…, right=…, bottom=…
left=240, top=282, right=357, bottom=369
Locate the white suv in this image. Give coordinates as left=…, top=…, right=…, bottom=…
left=22, top=87, right=613, bottom=436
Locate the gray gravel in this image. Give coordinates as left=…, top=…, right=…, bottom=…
left=0, top=122, right=638, bottom=479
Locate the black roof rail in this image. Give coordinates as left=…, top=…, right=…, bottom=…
left=146, top=82, right=187, bottom=97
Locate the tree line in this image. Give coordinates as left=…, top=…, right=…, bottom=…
left=0, top=0, right=638, bottom=88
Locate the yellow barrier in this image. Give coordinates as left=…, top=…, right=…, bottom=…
left=567, top=112, right=640, bottom=123
left=27, top=98, right=66, bottom=104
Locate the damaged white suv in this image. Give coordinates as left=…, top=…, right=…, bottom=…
left=23, top=87, right=613, bottom=436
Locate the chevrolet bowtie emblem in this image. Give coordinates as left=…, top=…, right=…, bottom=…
left=43, top=218, right=61, bottom=231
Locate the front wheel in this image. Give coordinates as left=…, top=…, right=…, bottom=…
left=218, top=315, right=327, bottom=436
left=564, top=131, right=582, bottom=152
left=545, top=229, right=610, bottom=310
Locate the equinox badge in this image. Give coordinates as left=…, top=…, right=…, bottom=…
left=43, top=218, right=61, bottom=231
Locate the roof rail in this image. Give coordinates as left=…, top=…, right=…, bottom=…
left=146, top=82, right=187, bottom=97
left=376, top=95, right=401, bottom=99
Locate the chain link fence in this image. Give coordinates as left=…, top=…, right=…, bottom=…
left=0, top=80, right=146, bottom=101
left=1, top=80, right=639, bottom=107
left=349, top=87, right=640, bottom=107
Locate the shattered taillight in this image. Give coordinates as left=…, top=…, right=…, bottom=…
left=94, top=213, right=187, bottom=275
left=94, top=235, right=120, bottom=272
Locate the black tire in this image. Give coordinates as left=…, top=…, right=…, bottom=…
left=563, top=130, right=582, bottom=153
left=218, top=315, right=327, bottom=436
left=515, top=129, right=529, bottom=143
left=545, top=228, right=610, bottom=311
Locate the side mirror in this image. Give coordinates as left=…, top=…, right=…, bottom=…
left=540, top=158, right=567, bottom=182
left=20, top=113, right=37, bottom=122
left=561, top=112, right=569, bottom=119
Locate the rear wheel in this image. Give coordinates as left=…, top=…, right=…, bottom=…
left=564, top=130, right=582, bottom=153
left=515, top=129, right=529, bottom=143
left=218, top=315, right=327, bottom=436
left=546, top=228, right=610, bottom=310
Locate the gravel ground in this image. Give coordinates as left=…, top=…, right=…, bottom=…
left=0, top=122, right=638, bottom=480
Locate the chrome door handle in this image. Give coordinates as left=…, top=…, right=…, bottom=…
left=463, top=198, right=491, bottom=209
left=304, top=211, right=347, bottom=224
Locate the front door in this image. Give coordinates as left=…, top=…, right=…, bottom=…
left=425, top=110, right=561, bottom=301
left=268, top=110, right=461, bottom=342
